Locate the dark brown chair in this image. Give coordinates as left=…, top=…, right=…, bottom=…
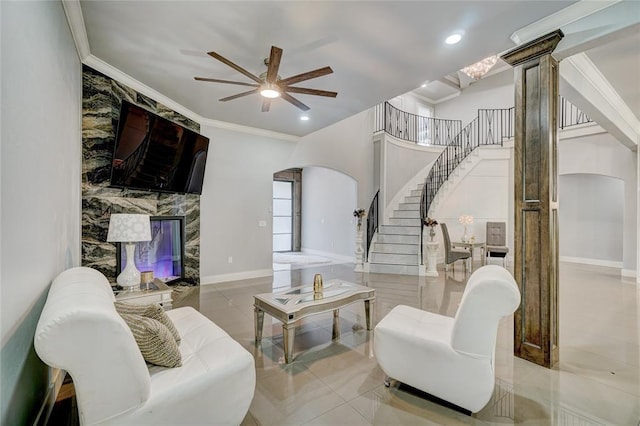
left=485, top=222, right=509, bottom=267
left=441, top=223, right=471, bottom=271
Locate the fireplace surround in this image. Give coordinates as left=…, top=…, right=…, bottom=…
left=116, top=216, right=185, bottom=284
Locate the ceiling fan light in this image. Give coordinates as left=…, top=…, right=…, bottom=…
left=260, top=83, right=280, bottom=98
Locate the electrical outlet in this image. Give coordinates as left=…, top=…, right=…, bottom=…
left=228, top=256, right=233, bottom=264
left=258, top=220, right=267, bottom=227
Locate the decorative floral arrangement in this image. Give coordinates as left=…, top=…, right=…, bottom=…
left=353, top=208, right=366, bottom=231
left=458, top=214, right=474, bottom=225
left=424, top=217, right=438, bottom=228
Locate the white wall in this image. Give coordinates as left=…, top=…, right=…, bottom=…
left=198, top=126, right=296, bottom=283
left=290, top=109, right=375, bottom=208
left=1, top=1, right=82, bottom=423
left=435, top=71, right=515, bottom=125
left=199, top=108, right=376, bottom=283
left=301, top=167, right=356, bottom=259
left=385, top=140, right=439, bottom=207
left=559, top=133, right=637, bottom=272
left=433, top=156, right=511, bottom=262
left=389, top=92, right=434, bottom=116
left=559, top=174, right=624, bottom=265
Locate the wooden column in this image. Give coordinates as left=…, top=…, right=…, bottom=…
left=501, top=30, right=563, bottom=368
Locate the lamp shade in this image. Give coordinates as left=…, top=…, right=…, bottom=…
left=107, top=214, right=152, bottom=242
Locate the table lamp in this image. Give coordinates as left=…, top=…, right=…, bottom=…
left=107, top=214, right=152, bottom=290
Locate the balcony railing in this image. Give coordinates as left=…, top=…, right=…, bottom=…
left=559, top=96, right=593, bottom=129
left=374, top=102, right=462, bottom=146
left=371, top=95, right=592, bottom=266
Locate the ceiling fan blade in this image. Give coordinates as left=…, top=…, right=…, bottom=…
left=207, top=51, right=262, bottom=84
left=261, top=99, right=271, bottom=112
left=284, top=87, right=338, bottom=98
left=266, top=46, right=283, bottom=84
left=219, top=88, right=259, bottom=102
left=279, top=66, right=333, bottom=86
left=194, top=77, right=258, bottom=87
left=281, top=92, right=310, bottom=111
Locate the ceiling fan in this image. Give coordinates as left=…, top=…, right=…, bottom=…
left=195, top=46, right=337, bottom=112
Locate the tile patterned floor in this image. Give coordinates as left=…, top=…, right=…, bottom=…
left=175, top=262, right=640, bottom=425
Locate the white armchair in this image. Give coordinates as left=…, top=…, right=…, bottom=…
left=373, top=265, right=520, bottom=413
left=35, top=267, right=256, bottom=425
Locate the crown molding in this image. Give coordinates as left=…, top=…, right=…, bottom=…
left=62, top=0, right=90, bottom=61
left=84, top=55, right=300, bottom=142
left=510, top=0, right=622, bottom=45
left=62, top=1, right=299, bottom=142
left=431, top=92, right=461, bottom=105
left=198, top=117, right=300, bottom=142
left=83, top=55, right=203, bottom=122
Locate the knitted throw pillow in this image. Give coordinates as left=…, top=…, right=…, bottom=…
left=114, top=301, right=181, bottom=343
left=120, top=313, right=182, bottom=368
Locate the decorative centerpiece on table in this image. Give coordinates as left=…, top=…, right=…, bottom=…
left=424, top=217, right=438, bottom=242
left=353, top=208, right=366, bottom=231
left=458, top=214, right=474, bottom=242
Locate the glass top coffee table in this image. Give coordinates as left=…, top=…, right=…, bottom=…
left=254, top=279, right=375, bottom=363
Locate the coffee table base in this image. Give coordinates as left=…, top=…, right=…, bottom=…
left=254, top=300, right=375, bottom=364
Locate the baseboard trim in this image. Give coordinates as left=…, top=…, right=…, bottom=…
left=621, top=269, right=637, bottom=279
left=559, top=256, right=623, bottom=269
left=200, top=269, right=273, bottom=285
left=300, top=248, right=355, bottom=263
left=34, top=368, right=65, bottom=426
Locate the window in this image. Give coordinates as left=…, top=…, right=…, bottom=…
left=273, top=181, right=293, bottom=252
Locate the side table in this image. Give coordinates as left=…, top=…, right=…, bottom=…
left=113, top=279, right=173, bottom=310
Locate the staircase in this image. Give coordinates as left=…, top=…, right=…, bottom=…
left=366, top=98, right=591, bottom=275
left=368, top=185, right=422, bottom=274
left=367, top=149, right=484, bottom=274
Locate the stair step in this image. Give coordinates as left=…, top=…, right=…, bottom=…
left=392, top=210, right=420, bottom=219
left=398, top=203, right=420, bottom=211
left=369, top=264, right=420, bottom=275
left=388, top=217, right=420, bottom=226
left=404, top=196, right=421, bottom=203
left=372, top=243, right=418, bottom=254
left=379, top=225, right=421, bottom=235
left=376, top=234, right=420, bottom=244
left=409, top=189, right=423, bottom=197
left=369, top=253, right=417, bottom=265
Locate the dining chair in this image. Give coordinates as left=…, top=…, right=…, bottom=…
left=441, top=223, right=471, bottom=271
left=485, top=221, right=509, bottom=267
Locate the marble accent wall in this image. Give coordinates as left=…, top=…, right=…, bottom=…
left=82, top=65, right=200, bottom=284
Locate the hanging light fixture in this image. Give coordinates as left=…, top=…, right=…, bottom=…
left=461, top=55, right=498, bottom=80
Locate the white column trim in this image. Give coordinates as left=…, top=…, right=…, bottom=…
left=561, top=53, right=639, bottom=150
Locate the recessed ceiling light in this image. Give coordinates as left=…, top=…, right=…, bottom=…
left=445, top=33, right=463, bottom=45
left=300, top=115, right=310, bottom=121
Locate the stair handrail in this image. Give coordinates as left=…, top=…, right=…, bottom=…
left=370, top=96, right=590, bottom=266
left=365, top=190, right=379, bottom=262
left=417, top=96, right=591, bottom=263
left=419, top=107, right=514, bottom=263
left=374, top=102, right=462, bottom=146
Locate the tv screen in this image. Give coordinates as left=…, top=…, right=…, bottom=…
left=110, top=100, right=209, bottom=194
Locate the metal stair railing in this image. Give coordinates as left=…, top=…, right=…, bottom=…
left=419, top=107, right=514, bottom=263
left=365, top=190, right=379, bottom=262
left=371, top=96, right=591, bottom=266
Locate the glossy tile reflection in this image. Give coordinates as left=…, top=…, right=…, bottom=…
left=176, top=262, right=640, bottom=425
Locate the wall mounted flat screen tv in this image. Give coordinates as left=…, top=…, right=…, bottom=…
left=110, top=100, right=209, bottom=194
